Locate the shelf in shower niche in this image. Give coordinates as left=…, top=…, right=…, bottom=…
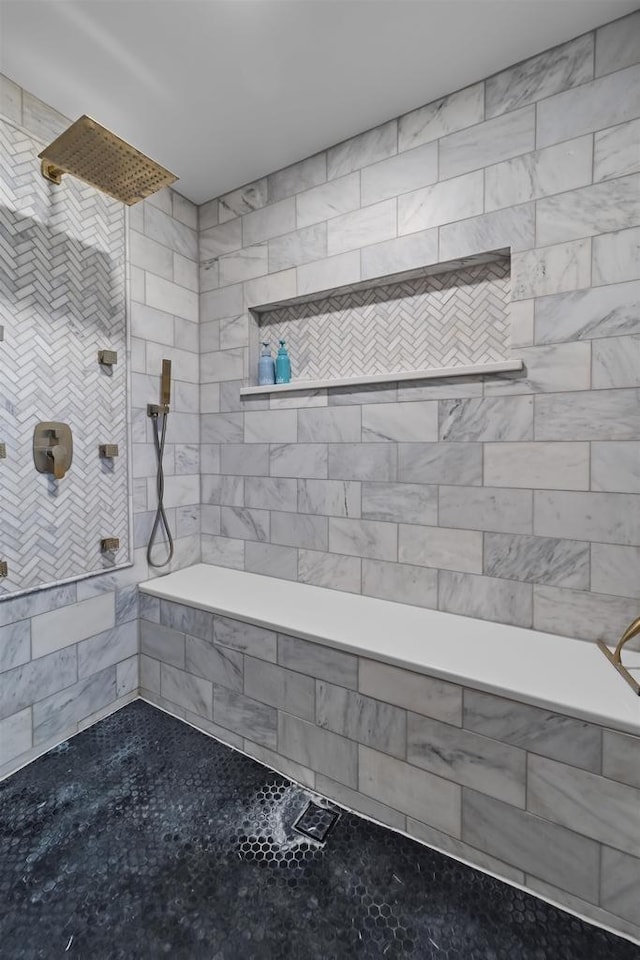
left=239, top=359, right=524, bottom=397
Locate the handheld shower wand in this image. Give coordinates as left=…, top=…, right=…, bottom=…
left=147, top=360, right=174, bottom=568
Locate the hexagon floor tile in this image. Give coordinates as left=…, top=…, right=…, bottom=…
left=0, top=701, right=636, bottom=960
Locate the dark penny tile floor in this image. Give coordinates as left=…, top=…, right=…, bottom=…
left=0, top=700, right=637, bottom=960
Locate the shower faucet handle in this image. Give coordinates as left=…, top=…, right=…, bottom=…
left=33, top=422, right=73, bottom=480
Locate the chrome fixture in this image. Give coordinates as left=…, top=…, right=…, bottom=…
left=597, top=616, right=640, bottom=695
left=33, top=422, right=73, bottom=480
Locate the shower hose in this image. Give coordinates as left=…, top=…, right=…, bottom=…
left=146, top=410, right=174, bottom=568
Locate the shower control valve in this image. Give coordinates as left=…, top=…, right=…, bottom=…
left=147, top=403, right=169, bottom=418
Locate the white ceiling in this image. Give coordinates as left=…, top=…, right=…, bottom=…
left=1, top=0, right=637, bottom=205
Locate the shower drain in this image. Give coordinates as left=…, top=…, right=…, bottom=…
left=293, top=801, right=340, bottom=844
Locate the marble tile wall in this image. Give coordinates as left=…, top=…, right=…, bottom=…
left=0, top=76, right=200, bottom=779
left=140, top=601, right=640, bottom=942
left=198, top=10, right=640, bottom=644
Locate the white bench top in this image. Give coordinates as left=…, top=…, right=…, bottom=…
left=139, top=563, right=640, bottom=736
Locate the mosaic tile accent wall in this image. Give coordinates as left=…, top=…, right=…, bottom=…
left=0, top=114, right=129, bottom=595
left=256, top=259, right=510, bottom=382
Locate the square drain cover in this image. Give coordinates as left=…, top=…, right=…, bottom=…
left=293, top=802, right=340, bottom=844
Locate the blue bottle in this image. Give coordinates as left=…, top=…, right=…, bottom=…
left=258, top=341, right=275, bottom=385
left=275, top=339, right=291, bottom=384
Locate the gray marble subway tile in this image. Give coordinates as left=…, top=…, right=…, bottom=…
left=214, top=616, right=277, bottom=663
left=221, top=444, right=270, bottom=477
left=408, top=713, right=526, bottom=807
left=201, top=535, right=245, bottom=570
left=592, top=441, right=640, bottom=493
left=534, top=490, right=640, bottom=546
left=316, top=775, right=405, bottom=831
left=0, top=583, right=76, bottom=628
left=0, top=74, right=22, bottom=125
left=218, top=244, right=268, bottom=286
left=439, top=571, right=533, bottom=628
left=593, top=334, right=640, bottom=388
left=279, top=712, right=357, bottom=787
left=297, top=550, right=362, bottom=594
left=242, top=740, right=316, bottom=787
left=201, top=505, right=222, bottom=536
left=245, top=542, right=298, bottom=581
left=593, top=227, right=640, bottom=287
left=298, top=407, right=361, bottom=443
left=271, top=511, right=328, bottom=551
left=218, top=178, right=268, bottom=222
left=361, top=559, right=438, bottom=609
left=594, top=118, right=640, bottom=182
left=33, top=667, right=116, bottom=745
left=21, top=91, right=68, bottom=141
left=244, top=409, right=297, bottom=444
left=160, top=600, right=213, bottom=642
left=220, top=505, right=270, bottom=542
left=359, top=745, right=461, bottom=837
left=534, top=280, right=640, bottom=345
left=462, top=789, right=599, bottom=902
left=358, top=659, right=462, bottom=725
left=278, top=634, right=358, bottom=689
left=601, top=847, right=640, bottom=927
left=439, top=203, right=535, bottom=260
left=439, top=106, right=535, bottom=179
left=116, top=657, right=138, bottom=698
left=361, top=141, right=437, bottom=206
left=406, top=818, right=525, bottom=885
left=317, top=681, right=406, bottom=758
left=185, top=712, right=244, bottom=751
left=361, top=229, right=438, bottom=281
left=603, top=729, right=640, bottom=789
left=201, top=412, right=244, bottom=444
left=141, top=621, right=186, bottom=669
left=219, top=314, right=249, bottom=351
left=242, top=198, right=295, bottom=246
left=268, top=223, right=327, bottom=272
left=185, top=636, right=243, bottom=692
left=328, top=444, right=396, bottom=482
left=463, top=689, right=602, bottom=772
left=144, top=203, right=198, bottom=260
left=528, top=753, right=640, bottom=855
left=139, top=593, right=160, bottom=624
left=537, top=64, right=640, bottom=149
left=398, top=442, right=482, bottom=486
left=269, top=152, right=326, bottom=202
left=160, top=663, right=213, bottom=720
left=202, top=475, right=244, bottom=507
left=361, top=482, right=437, bottom=525
left=222, top=380, right=266, bottom=413
left=201, top=347, right=245, bottom=383
left=213, top=686, right=277, bottom=750
left=533, top=584, right=639, bottom=643
left=327, top=120, right=397, bottom=180
left=244, top=656, right=314, bottom=721
left=596, top=9, right=640, bottom=76
left=0, top=620, right=30, bottom=672
left=0, top=708, right=31, bottom=768
left=484, top=533, right=590, bottom=589
left=535, top=389, right=640, bottom=441
left=328, top=383, right=398, bottom=406
left=297, top=251, right=361, bottom=296
left=327, top=199, right=396, bottom=257
left=329, top=517, right=397, bottom=562
left=439, top=396, right=533, bottom=442
left=397, top=377, right=484, bottom=402
left=244, top=268, right=297, bottom=309
left=298, top=479, right=360, bottom=518
left=0, top=648, right=77, bottom=722
left=536, top=175, right=640, bottom=246
left=591, top=543, right=640, bottom=599
left=270, top=389, right=328, bottom=410
left=201, top=284, right=244, bottom=323
left=508, top=299, right=535, bottom=349
left=140, top=655, right=161, bottom=695
left=399, top=525, right=483, bottom=574
left=270, top=444, right=328, bottom=479
left=200, top=258, right=219, bottom=293
left=439, top=486, right=533, bottom=535
left=398, top=171, right=483, bottom=235
left=484, top=136, right=593, bottom=212
left=362, top=401, right=437, bottom=442
left=483, top=441, right=589, bottom=490
left=398, top=82, right=484, bottom=150
left=512, top=239, right=591, bottom=301
left=245, top=476, right=298, bottom=512
left=129, top=230, right=173, bottom=279
left=77, top=622, right=138, bottom=679
left=486, top=33, right=593, bottom=117
left=295, top=173, right=360, bottom=228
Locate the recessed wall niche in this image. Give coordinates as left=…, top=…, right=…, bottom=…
left=0, top=115, right=130, bottom=597
left=248, top=252, right=511, bottom=388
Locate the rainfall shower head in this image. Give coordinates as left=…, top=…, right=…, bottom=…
left=38, top=115, right=178, bottom=205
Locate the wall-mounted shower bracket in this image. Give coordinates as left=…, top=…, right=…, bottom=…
left=99, top=444, right=119, bottom=458
left=101, top=537, right=120, bottom=553
left=41, top=160, right=64, bottom=185
left=98, top=349, right=118, bottom=367
left=0, top=442, right=6, bottom=459
left=33, top=422, right=73, bottom=480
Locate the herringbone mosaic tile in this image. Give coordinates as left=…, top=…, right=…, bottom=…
left=259, top=261, right=510, bottom=381
left=0, top=117, right=129, bottom=595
